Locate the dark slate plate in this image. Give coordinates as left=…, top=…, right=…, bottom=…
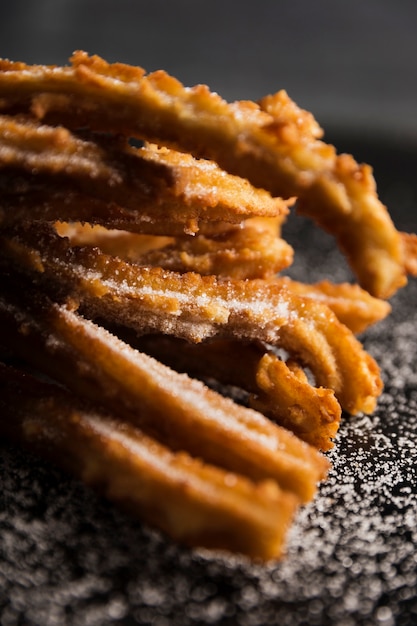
left=1, top=133, right=417, bottom=626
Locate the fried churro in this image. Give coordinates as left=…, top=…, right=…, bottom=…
left=0, top=282, right=328, bottom=503
left=55, top=217, right=293, bottom=280
left=132, top=335, right=341, bottom=451
left=0, top=221, right=382, bottom=415
left=277, top=278, right=392, bottom=334
left=0, top=52, right=414, bottom=295
left=0, top=115, right=289, bottom=235
left=0, top=362, right=298, bottom=560
left=0, top=51, right=414, bottom=560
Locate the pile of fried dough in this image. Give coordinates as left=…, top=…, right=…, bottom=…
left=0, top=52, right=416, bottom=561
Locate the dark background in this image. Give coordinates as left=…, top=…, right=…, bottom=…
left=1, top=0, right=417, bottom=144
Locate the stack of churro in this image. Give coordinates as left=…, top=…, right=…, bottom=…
left=0, top=52, right=416, bottom=560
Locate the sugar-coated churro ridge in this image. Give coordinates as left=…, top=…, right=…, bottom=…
left=0, top=51, right=415, bottom=560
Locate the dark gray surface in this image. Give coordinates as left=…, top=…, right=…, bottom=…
left=1, top=1, right=417, bottom=139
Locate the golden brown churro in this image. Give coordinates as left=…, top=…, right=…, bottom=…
left=0, top=283, right=328, bottom=503
left=277, top=278, right=392, bottom=334
left=133, top=335, right=341, bottom=451
left=0, top=363, right=298, bottom=560
left=55, top=217, right=294, bottom=280
left=0, top=221, right=382, bottom=415
left=0, top=115, right=289, bottom=235
left=0, top=51, right=414, bottom=560
left=0, top=52, right=414, bottom=295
